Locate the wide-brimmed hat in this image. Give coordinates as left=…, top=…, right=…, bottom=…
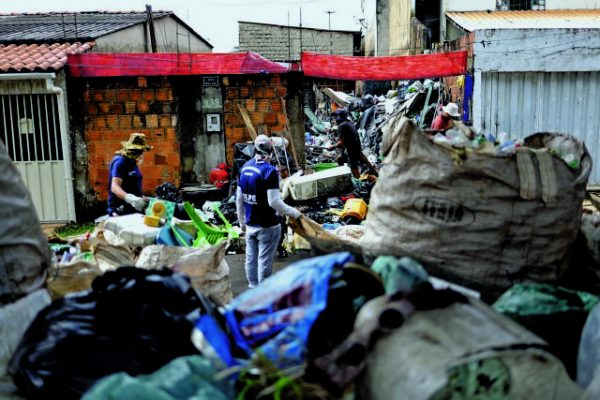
left=442, top=102, right=461, bottom=118
left=121, top=133, right=152, bottom=152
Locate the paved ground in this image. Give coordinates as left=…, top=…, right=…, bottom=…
left=225, top=251, right=311, bottom=296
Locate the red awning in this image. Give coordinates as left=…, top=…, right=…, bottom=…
left=67, top=52, right=289, bottom=77
left=301, top=51, right=468, bottom=81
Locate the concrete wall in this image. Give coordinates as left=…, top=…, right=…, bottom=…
left=376, top=0, right=390, bottom=55
left=362, top=0, right=417, bottom=56
left=441, top=0, right=495, bottom=41
left=443, top=0, right=495, bottom=11
left=472, top=28, right=600, bottom=72
left=93, top=16, right=211, bottom=53
left=363, top=0, right=377, bottom=56
left=238, top=22, right=356, bottom=61
left=388, top=0, right=414, bottom=55
left=545, top=0, right=600, bottom=9
left=446, top=19, right=467, bottom=41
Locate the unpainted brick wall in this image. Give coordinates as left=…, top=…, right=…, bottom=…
left=223, top=74, right=288, bottom=162
left=82, top=76, right=180, bottom=199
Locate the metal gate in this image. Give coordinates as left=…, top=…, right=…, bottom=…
left=0, top=90, right=71, bottom=221
left=476, top=71, right=600, bottom=183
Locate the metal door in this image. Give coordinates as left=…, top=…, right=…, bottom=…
left=0, top=92, right=70, bottom=221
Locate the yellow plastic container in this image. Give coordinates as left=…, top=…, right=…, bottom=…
left=144, top=200, right=166, bottom=227
left=341, top=198, right=368, bottom=224
left=144, top=215, right=162, bottom=227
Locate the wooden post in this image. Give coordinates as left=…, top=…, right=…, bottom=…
left=145, top=5, right=157, bottom=53
left=284, top=72, right=306, bottom=170
left=237, top=102, right=257, bottom=141
left=281, top=97, right=299, bottom=168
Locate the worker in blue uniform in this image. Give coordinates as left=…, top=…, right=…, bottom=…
left=236, top=135, right=301, bottom=288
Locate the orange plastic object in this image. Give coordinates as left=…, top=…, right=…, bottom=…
left=341, top=198, right=368, bottom=224
left=151, top=201, right=166, bottom=217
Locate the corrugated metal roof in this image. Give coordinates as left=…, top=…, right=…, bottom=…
left=447, top=10, right=600, bottom=31
left=0, top=42, right=94, bottom=72
left=0, top=11, right=172, bottom=42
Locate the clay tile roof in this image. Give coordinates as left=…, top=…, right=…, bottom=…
left=0, top=41, right=95, bottom=72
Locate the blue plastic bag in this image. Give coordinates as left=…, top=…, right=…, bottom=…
left=194, top=252, right=355, bottom=369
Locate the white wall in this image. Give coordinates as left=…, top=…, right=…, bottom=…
left=93, top=16, right=211, bottom=53
left=445, top=0, right=600, bottom=11
left=362, top=0, right=377, bottom=55
left=441, top=0, right=496, bottom=40
left=545, top=0, right=600, bottom=9
left=444, top=0, right=496, bottom=12
left=473, top=29, right=600, bottom=72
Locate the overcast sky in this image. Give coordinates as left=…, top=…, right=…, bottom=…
left=1, top=0, right=365, bottom=51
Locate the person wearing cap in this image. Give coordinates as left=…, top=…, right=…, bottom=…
left=431, top=102, right=461, bottom=131
left=107, top=133, right=152, bottom=216
left=358, top=93, right=377, bottom=133
left=328, top=109, right=378, bottom=179
left=236, top=135, right=301, bottom=288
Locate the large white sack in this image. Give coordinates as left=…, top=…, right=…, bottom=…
left=362, top=118, right=591, bottom=298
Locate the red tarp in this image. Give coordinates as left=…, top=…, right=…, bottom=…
left=67, top=52, right=289, bottom=77
left=301, top=51, right=468, bottom=81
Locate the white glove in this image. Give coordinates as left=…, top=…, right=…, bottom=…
left=125, top=193, right=147, bottom=211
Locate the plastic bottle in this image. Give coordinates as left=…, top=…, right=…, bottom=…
left=563, top=154, right=580, bottom=169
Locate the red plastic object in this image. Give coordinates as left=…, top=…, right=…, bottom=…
left=68, top=52, right=289, bottom=77
left=209, top=164, right=230, bottom=189
left=301, top=51, right=468, bottom=81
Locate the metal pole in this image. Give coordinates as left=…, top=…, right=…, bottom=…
left=299, top=7, right=303, bottom=59
left=325, top=10, right=335, bottom=54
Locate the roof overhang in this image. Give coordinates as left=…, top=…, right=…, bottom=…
left=447, top=9, right=600, bottom=32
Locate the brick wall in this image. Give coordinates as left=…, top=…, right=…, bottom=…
left=82, top=76, right=181, bottom=200
left=223, top=74, right=288, bottom=162
left=239, top=22, right=359, bottom=62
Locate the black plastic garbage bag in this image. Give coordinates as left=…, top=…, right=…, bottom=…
left=8, top=267, right=204, bottom=400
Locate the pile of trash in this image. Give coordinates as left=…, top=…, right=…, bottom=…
left=6, top=250, right=600, bottom=399
left=4, top=121, right=600, bottom=399
left=304, top=80, right=449, bottom=165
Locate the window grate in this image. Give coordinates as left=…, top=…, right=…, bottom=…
left=496, top=0, right=546, bottom=11
left=0, top=94, right=62, bottom=162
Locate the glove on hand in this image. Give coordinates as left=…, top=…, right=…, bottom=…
left=125, top=193, right=147, bottom=211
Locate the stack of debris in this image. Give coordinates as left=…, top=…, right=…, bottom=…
left=304, top=80, right=449, bottom=166
left=5, top=114, right=600, bottom=399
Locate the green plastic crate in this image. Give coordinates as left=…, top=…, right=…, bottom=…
left=313, top=162, right=338, bottom=171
